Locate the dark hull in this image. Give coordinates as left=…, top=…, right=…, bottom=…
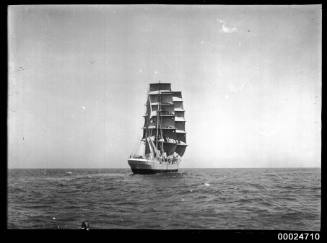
left=131, top=168, right=178, bottom=174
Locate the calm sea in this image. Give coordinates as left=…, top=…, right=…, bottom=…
left=7, top=168, right=320, bottom=230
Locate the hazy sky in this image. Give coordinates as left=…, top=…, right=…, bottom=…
left=8, top=5, right=321, bottom=168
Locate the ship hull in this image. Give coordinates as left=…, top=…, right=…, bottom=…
left=130, top=168, right=178, bottom=174
left=128, top=158, right=180, bottom=174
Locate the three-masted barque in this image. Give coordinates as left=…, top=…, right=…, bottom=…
left=128, top=82, right=187, bottom=174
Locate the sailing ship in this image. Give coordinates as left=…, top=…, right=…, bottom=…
left=128, top=82, right=187, bottom=174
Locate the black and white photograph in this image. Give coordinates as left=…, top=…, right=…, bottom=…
left=7, top=4, right=321, bottom=234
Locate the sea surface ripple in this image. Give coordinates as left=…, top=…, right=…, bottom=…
left=8, top=168, right=321, bottom=230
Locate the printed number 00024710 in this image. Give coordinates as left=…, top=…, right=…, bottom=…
left=277, top=233, right=320, bottom=240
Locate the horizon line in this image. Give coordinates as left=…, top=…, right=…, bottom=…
left=7, top=167, right=321, bottom=169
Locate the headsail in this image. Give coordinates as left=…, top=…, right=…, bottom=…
left=131, top=140, right=146, bottom=158
left=147, top=136, right=160, bottom=158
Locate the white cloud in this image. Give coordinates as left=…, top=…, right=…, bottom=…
left=221, top=24, right=237, bottom=33
left=217, top=18, right=238, bottom=33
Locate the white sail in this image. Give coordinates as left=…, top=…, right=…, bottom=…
left=146, top=137, right=154, bottom=156
left=132, top=140, right=146, bottom=158
left=148, top=136, right=161, bottom=157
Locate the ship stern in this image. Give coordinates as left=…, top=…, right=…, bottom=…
left=128, top=158, right=179, bottom=174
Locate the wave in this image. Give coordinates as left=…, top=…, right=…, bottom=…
left=8, top=168, right=321, bottom=230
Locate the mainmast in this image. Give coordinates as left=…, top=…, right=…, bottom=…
left=156, top=88, right=160, bottom=149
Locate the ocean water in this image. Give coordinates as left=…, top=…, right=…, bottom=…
left=8, top=168, right=320, bottom=230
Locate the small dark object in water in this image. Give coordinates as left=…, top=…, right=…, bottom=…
left=81, top=221, right=90, bottom=230
left=52, top=217, right=62, bottom=229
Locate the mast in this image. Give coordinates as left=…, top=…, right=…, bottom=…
left=159, top=83, right=164, bottom=153
left=146, top=97, right=151, bottom=155
left=143, top=86, right=153, bottom=156
left=156, top=86, right=160, bottom=150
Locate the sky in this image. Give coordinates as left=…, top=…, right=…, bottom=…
left=8, top=5, right=321, bottom=168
